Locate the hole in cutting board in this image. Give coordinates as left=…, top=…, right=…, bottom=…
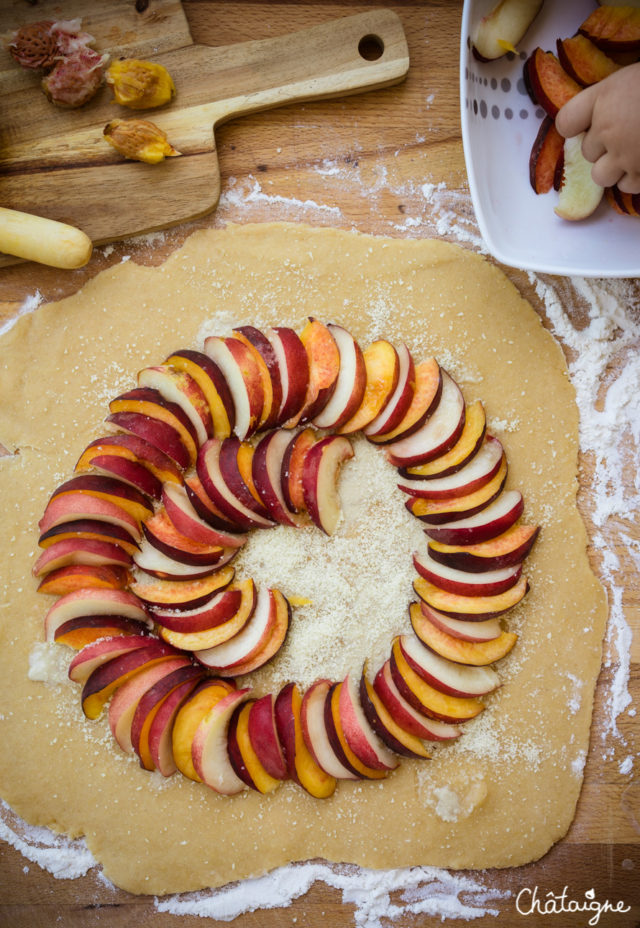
left=358, top=34, right=384, bottom=61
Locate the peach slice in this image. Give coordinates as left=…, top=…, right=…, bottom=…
left=158, top=578, right=257, bottom=651
left=337, top=339, right=399, bottom=434
left=427, top=523, right=539, bottom=572
left=106, top=411, right=191, bottom=471
left=424, top=489, right=523, bottom=546
left=204, top=336, right=264, bottom=439
left=366, top=358, right=441, bottom=445
left=147, top=672, right=204, bottom=776
left=296, top=318, right=340, bottom=423
left=79, top=640, right=179, bottom=719
left=413, top=600, right=503, bottom=644
left=281, top=427, right=317, bottom=513
left=338, top=671, right=398, bottom=771
left=129, top=565, right=235, bottom=610
left=402, top=400, right=486, bottom=479
left=524, top=48, right=581, bottom=118
left=39, top=518, right=139, bottom=558
left=150, top=586, right=243, bottom=633
left=36, top=563, right=130, bottom=597
left=390, top=638, right=484, bottom=723
left=472, top=0, right=543, bottom=61
left=247, top=692, right=288, bottom=780
left=185, top=473, right=245, bottom=534
left=399, top=629, right=500, bottom=698
left=143, top=509, right=226, bottom=567
left=219, top=588, right=290, bottom=676
left=231, top=326, right=282, bottom=430
left=171, top=678, right=237, bottom=781
left=324, top=682, right=387, bottom=779
left=373, top=661, right=462, bottom=740
left=45, top=588, right=150, bottom=643
left=76, top=453, right=163, bottom=500
left=406, top=457, right=508, bottom=525
left=252, top=430, right=305, bottom=527
left=556, top=34, right=621, bottom=85
left=359, top=667, right=431, bottom=758
left=300, top=679, right=359, bottom=778
left=274, top=682, right=337, bottom=798
left=193, top=584, right=277, bottom=672
left=192, top=688, right=252, bottom=795
left=131, top=663, right=203, bottom=770
left=162, top=481, right=247, bottom=549
left=413, top=573, right=529, bottom=620
left=302, top=434, right=354, bottom=535
left=109, top=388, right=199, bottom=466
left=413, top=550, right=522, bottom=597
left=398, top=435, right=503, bottom=500
left=75, top=433, right=183, bottom=485
left=579, top=6, right=640, bottom=53
left=197, top=438, right=275, bottom=530
left=227, top=701, right=281, bottom=793
left=386, top=371, right=465, bottom=468
left=411, top=603, right=518, bottom=666
left=165, top=349, right=235, bottom=439
left=269, top=326, right=309, bottom=425
left=312, top=324, right=366, bottom=431
left=52, top=615, right=145, bottom=649
left=137, top=366, right=213, bottom=447
left=555, top=133, right=605, bottom=221
left=529, top=116, right=565, bottom=195
left=217, top=438, right=273, bottom=523
left=133, top=538, right=236, bottom=581
left=33, top=537, right=132, bottom=577
left=68, top=634, right=166, bottom=685
left=48, top=474, right=153, bottom=524
left=364, top=343, right=415, bottom=438
left=606, top=186, right=640, bottom=217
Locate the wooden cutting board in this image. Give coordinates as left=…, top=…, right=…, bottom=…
left=0, top=0, right=409, bottom=263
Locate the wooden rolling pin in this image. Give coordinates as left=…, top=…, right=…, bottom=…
left=0, top=207, right=92, bottom=268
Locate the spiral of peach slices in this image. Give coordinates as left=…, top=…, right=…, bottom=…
left=33, top=319, right=538, bottom=797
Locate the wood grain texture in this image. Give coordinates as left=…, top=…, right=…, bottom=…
left=0, top=1, right=638, bottom=926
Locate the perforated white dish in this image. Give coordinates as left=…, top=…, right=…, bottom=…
left=460, top=0, right=640, bottom=277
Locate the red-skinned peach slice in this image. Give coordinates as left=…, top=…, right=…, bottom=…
left=363, top=342, right=415, bottom=438
left=68, top=634, right=159, bottom=685
left=373, top=661, right=462, bottom=740
left=158, top=578, right=257, bottom=651
left=185, top=473, right=245, bottom=534
left=427, top=523, right=539, bottom=573
left=302, top=434, right=354, bottom=535
left=524, top=48, right=581, bottom=118
left=579, top=7, right=640, bottom=53
left=247, top=692, right=288, bottom=780
left=389, top=638, right=484, bottom=723
left=274, top=682, right=337, bottom=797
left=398, top=436, right=503, bottom=500
left=529, top=116, right=565, bottom=195
left=366, top=358, right=441, bottom=445
left=106, top=411, right=191, bottom=471
left=165, top=349, right=235, bottom=439
left=606, top=186, right=640, bottom=217
left=37, top=563, right=130, bottom=597
left=269, top=326, right=309, bottom=425
left=402, top=400, right=486, bottom=479
left=300, top=679, right=359, bottom=778
left=556, top=34, right=621, bottom=86
left=386, top=371, right=465, bottom=468
left=149, top=586, right=243, bottom=633
left=424, top=489, right=523, bottom=546
left=324, top=682, right=386, bottom=779
left=147, top=672, right=204, bottom=776
left=555, top=134, right=605, bottom=221
left=75, top=433, right=183, bottom=485
left=227, top=701, right=281, bottom=793
left=162, top=481, right=247, bottom=549
left=137, top=366, right=213, bottom=447
left=193, top=584, right=276, bottom=672
left=472, top=0, right=543, bottom=61
left=413, top=573, right=529, bottom=620
left=129, top=565, right=235, bottom=610
left=191, top=687, right=252, bottom=794
left=296, top=318, right=340, bottom=423
left=38, top=519, right=140, bottom=557
left=143, top=509, right=226, bottom=567
left=337, top=339, right=399, bottom=434
left=312, top=324, right=366, bottom=431
left=220, top=588, right=290, bottom=676
left=281, top=427, right=317, bottom=513
left=131, top=663, right=203, bottom=770
left=49, top=474, right=152, bottom=524
left=39, top=493, right=143, bottom=542
left=53, top=614, right=145, bottom=649
left=252, top=430, right=306, bottom=527
left=231, top=327, right=281, bottom=430
left=78, top=453, right=163, bottom=500
left=45, top=588, right=150, bottom=643
left=109, top=388, right=199, bottom=466
left=204, top=336, right=264, bottom=440
left=217, top=438, right=273, bottom=523
left=359, top=667, right=431, bottom=758
left=197, top=439, right=275, bottom=530
left=411, top=603, right=518, bottom=666
left=406, top=457, right=507, bottom=525
left=33, top=538, right=132, bottom=577
left=338, top=671, right=398, bottom=771
left=171, top=678, right=237, bottom=781
left=413, top=600, right=503, bottom=644
left=413, top=550, right=522, bottom=597
left=133, top=538, right=236, bottom=580
left=80, top=640, right=179, bottom=719
left=400, top=629, right=500, bottom=698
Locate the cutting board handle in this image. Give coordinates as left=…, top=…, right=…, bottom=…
left=203, top=9, right=410, bottom=126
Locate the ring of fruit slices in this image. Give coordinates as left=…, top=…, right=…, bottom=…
left=33, top=319, right=538, bottom=798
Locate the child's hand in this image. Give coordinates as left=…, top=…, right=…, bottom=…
left=556, top=62, right=640, bottom=194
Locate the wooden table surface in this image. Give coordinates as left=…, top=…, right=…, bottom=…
left=0, top=3, right=638, bottom=926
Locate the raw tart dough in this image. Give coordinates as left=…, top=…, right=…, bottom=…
left=0, top=223, right=607, bottom=895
